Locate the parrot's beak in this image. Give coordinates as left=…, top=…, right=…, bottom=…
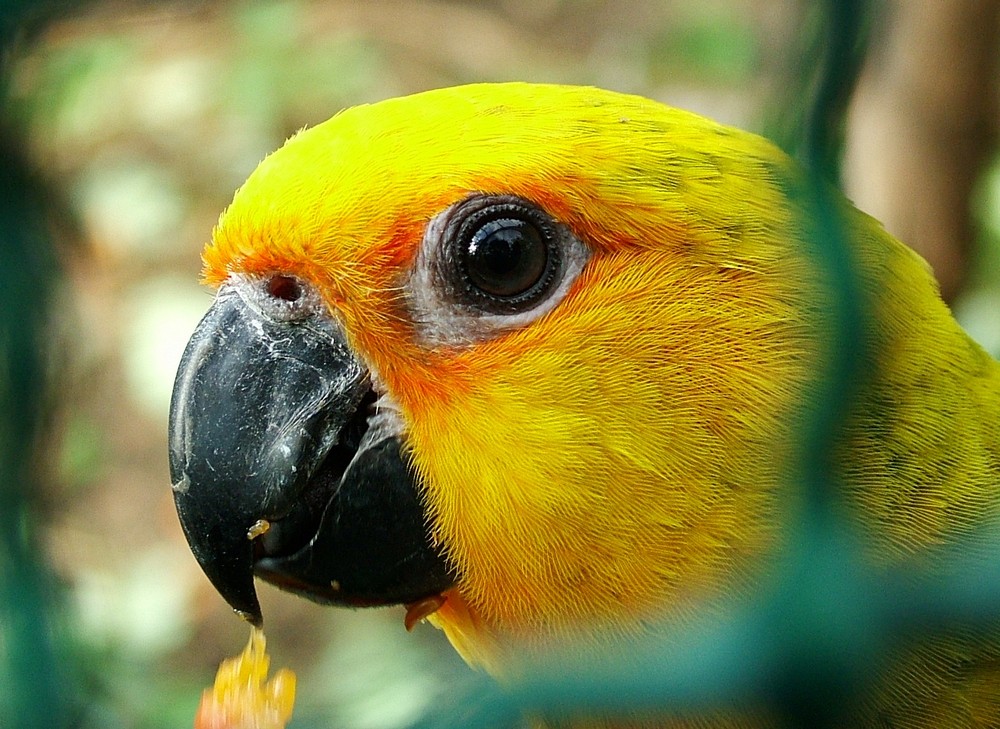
left=168, top=277, right=454, bottom=626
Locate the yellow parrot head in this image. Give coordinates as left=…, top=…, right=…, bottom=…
left=169, top=83, right=822, bottom=666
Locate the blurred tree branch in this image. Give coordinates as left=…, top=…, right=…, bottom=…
left=845, top=0, right=1000, bottom=303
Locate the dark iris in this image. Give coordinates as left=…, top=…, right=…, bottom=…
left=445, top=195, right=563, bottom=314
left=464, top=217, right=548, bottom=299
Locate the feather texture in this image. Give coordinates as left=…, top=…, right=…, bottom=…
left=203, top=83, right=1000, bottom=728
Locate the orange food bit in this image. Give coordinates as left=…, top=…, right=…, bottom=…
left=194, top=627, right=296, bottom=729
left=404, top=594, right=447, bottom=632
left=246, top=519, right=271, bottom=540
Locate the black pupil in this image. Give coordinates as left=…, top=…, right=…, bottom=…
left=466, top=217, right=547, bottom=298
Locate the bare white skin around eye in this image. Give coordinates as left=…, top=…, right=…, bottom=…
left=405, top=195, right=592, bottom=348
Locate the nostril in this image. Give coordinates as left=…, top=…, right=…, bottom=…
left=267, top=275, right=303, bottom=303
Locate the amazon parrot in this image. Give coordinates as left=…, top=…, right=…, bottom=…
left=168, top=83, right=1000, bottom=728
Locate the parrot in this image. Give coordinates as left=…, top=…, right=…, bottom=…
left=167, top=82, right=1000, bottom=728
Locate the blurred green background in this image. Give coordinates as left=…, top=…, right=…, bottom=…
left=2, top=1, right=999, bottom=727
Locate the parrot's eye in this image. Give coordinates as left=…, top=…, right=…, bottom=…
left=458, top=207, right=557, bottom=309
left=407, top=194, right=591, bottom=346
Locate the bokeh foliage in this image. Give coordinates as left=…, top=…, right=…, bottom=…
left=2, top=1, right=999, bottom=728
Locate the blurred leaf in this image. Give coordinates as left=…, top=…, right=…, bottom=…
left=57, top=414, right=104, bottom=489
left=971, top=157, right=1000, bottom=286
left=10, top=34, right=135, bottom=139
left=650, top=12, right=758, bottom=83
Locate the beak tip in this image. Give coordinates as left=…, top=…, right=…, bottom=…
left=173, top=492, right=265, bottom=627
left=236, top=608, right=264, bottom=629
left=204, top=555, right=265, bottom=628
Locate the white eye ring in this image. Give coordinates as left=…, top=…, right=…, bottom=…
left=405, top=194, right=591, bottom=347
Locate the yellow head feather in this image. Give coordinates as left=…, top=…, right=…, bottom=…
left=204, top=84, right=1000, bottom=690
